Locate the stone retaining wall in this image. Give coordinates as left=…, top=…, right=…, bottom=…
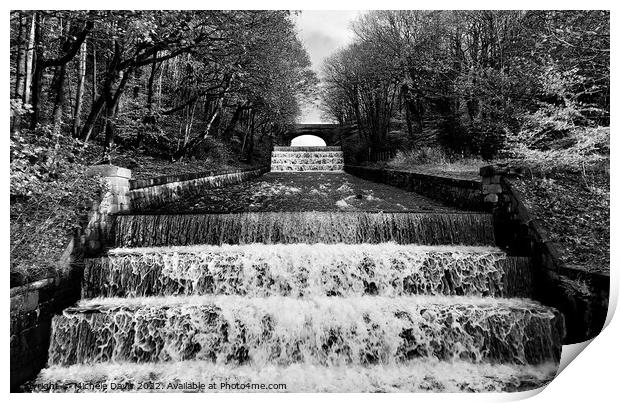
left=10, top=273, right=81, bottom=391
left=480, top=165, right=609, bottom=343
left=344, top=165, right=485, bottom=211
left=129, top=166, right=269, bottom=211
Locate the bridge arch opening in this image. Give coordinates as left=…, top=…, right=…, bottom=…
left=290, top=135, right=326, bottom=147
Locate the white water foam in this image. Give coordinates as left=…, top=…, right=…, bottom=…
left=35, top=360, right=558, bottom=393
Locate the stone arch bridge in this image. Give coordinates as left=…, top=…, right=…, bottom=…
left=278, top=124, right=357, bottom=147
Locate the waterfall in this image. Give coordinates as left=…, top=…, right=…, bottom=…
left=271, top=147, right=344, bottom=172
left=274, top=146, right=342, bottom=151
left=83, top=244, right=532, bottom=299
left=111, top=212, right=496, bottom=247
left=35, top=360, right=558, bottom=392
left=34, top=148, right=564, bottom=393
left=48, top=295, right=563, bottom=367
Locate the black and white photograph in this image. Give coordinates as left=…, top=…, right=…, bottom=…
left=7, top=5, right=613, bottom=396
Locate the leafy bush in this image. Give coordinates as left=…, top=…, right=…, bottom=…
left=10, top=127, right=104, bottom=287
left=506, top=101, right=610, bottom=174
left=390, top=147, right=450, bottom=166
left=385, top=147, right=486, bottom=180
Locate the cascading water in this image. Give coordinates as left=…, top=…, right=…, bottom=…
left=32, top=153, right=565, bottom=392
left=111, top=212, right=496, bottom=247
left=34, top=360, right=560, bottom=392
left=270, top=146, right=344, bottom=172
left=83, top=244, right=532, bottom=298
left=48, top=296, right=563, bottom=367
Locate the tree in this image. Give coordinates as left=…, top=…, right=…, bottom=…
left=320, top=10, right=609, bottom=159
left=9, top=10, right=316, bottom=163
left=30, top=11, right=93, bottom=130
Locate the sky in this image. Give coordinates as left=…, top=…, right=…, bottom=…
left=293, top=10, right=363, bottom=124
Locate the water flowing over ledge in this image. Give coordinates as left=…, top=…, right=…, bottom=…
left=110, top=212, right=496, bottom=247
left=48, top=295, right=564, bottom=367
left=83, top=243, right=532, bottom=298
left=270, top=146, right=344, bottom=172
left=273, top=146, right=341, bottom=151
left=34, top=360, right=558, bottom=392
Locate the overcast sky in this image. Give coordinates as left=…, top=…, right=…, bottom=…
left=293, top=10, right=363, bottom=123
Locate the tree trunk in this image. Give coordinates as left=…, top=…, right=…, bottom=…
left=173, top=106, right=220, bottom=161
left=146, top=53, right=157, bottom=111
left=157, top=61, right=163, bottom=109
left=173, top=74, right=233, bottom=160
left=51, top=62, right=67, bottom=131
left=14, top=12, right=26, bottom=100
left=23, top=12, right=36, bottom=105
left=242, top=110, right=255, bottom=162
left=30, top=61, right=44, bottom=130
left=91, top=38, right=97, bottom=101
left=31, top=16, right=91, bottom=130
left=102, top=69, right=131, bottom=158
left=404, top=102, right=414, bottom=140
left=221, top=103, right=245, bottom=141
left=12, top=12, right=26, bottom=134
left=29, top=12, right=46, bottom=129
left=51, top=19, right=72, bottom=132
left=72, top=41, right=87, bottom=136
left=81, top=95, right=105, bottom=142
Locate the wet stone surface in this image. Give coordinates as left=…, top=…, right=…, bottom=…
left=145, top=172, right=460, bottom=213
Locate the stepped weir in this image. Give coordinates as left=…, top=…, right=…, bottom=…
left=32, top=147, right=565, bottom=393
left=271, top=146, right=344, bottom=172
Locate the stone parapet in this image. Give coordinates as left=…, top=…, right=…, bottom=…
left=345, top=165, right=484, bottom=211
left=129, top=166, right=269, bottom=211
left=10, top=273, right=81, bottom=391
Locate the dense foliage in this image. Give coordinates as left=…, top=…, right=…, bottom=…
left=321, top=10, right=609, bottom=168
left=10, top=128, right=104, bottom=286
left=10, top=10, right=316, bottom=161
left=9, top=10, right=316, bottom=286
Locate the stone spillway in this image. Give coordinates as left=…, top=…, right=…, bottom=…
left=48, top=296, right=562, bottom=367
left=110, top=212, right=496, bottom=247
left=32, top=162, right=565, bottom=393
left=270, top=146, right=344, bottom=172
left=82, top=244, right=533, bottom=298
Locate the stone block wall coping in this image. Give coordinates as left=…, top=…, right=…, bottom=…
left=85, top=164, right=132, bottom=179
left=347, top=165, right=482, bottom=188
left=344, top=165, right=485, bottom=211
left=389, top=167, right=481, bottom=188
left=479, top=164, right=525, bottom=178
left=10, top=278, right=55, bottom=298
left=129, top=166, right=270, bottom=190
